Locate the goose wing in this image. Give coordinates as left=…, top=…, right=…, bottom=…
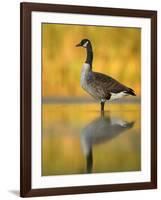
left=92, top=72, right=136, bottom=96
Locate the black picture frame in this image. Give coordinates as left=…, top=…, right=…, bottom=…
left=20, top=2, right=157, bottom=197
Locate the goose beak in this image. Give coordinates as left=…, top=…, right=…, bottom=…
left=75, top=43, right=81, bottom=47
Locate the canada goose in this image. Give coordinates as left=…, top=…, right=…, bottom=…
left=76, top=39, right=136, bottom=112
left=81, top=113, right=135, bottom=173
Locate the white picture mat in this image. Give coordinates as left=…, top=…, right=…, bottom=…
left=31, top=11, right=151, bottom=189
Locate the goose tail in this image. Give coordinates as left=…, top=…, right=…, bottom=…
left=125, top=88, right=136, bottom=96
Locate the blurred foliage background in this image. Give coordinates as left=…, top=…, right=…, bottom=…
left=42, top=24, right=141, bottom=98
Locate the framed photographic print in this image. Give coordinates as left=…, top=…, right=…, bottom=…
left=20, top=2, right=157, bottom=197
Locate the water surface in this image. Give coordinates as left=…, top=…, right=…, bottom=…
left=42, top=103, right=140, bottom=176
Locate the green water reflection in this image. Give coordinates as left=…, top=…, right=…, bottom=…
left=42, top=103, right=141, bottom=176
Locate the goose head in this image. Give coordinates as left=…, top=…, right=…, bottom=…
left=76, top=39, right=91, bottom=48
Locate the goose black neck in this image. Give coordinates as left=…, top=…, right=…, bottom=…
left=85, top=44, right=93, bottom=67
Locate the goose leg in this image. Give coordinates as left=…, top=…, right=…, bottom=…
left=101, top=101, right=105, bottom=113
left=86, top=148, right=93, bottom=173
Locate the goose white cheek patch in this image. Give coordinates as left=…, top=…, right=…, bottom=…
left=83, top=41, right=89, bottom=47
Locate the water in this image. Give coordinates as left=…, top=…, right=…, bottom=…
left=42, top=103, right=141, bottom=176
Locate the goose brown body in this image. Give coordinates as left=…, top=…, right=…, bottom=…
left=81, top=63, right=135, bottom=101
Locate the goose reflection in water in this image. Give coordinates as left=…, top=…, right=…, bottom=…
left=80, top=113, right=135, bottom=173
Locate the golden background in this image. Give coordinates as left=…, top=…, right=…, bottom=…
left=42, top=24, right=141, bottom=98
